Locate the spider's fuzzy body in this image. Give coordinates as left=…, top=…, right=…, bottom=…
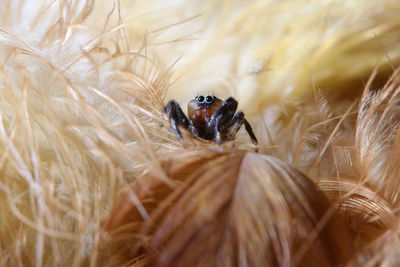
left=163, top=95, right=258, bottom=145
left=187, top=96, right=223, bottom=140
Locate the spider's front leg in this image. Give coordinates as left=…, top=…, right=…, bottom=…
left=225, top=112, right=258, bottom=145
left=213, top=97, right=258, bottom=145
left=213, top=97, right=238, bottom=145
left=163, top=100, right=196, bottom=140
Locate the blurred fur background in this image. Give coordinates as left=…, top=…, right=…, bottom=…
left=1, top=0, right=400, bottom=266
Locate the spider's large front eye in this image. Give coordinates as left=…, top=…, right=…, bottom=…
left=205, top=96, right=214, bottom=104
left=197, top=96, right=205, bottom=103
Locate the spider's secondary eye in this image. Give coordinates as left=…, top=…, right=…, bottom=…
left=205, top=96, right=214, bottom=103
left=197, top=96, right=205, bottom=103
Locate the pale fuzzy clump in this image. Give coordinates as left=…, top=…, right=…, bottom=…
left=355, top=68, right=400, bottom=202
left=0, top=0, right=172, bottom=265
left=2, top=0, right=400, bottom=266
left=259, top=67, right=400, bottom=265
left=261, top=89, right=356, bottom=181
left=90, top=1, right=400, bottom=112
left=114, top=0, right=400, bottom=113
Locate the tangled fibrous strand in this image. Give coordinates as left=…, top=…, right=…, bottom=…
left=355, top=68, right=400, bottom=203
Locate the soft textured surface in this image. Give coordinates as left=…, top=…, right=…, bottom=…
left=2, top=0, right=400, bottom=266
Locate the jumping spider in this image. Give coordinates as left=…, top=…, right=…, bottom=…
left=162, top=95, right=258, bottom=145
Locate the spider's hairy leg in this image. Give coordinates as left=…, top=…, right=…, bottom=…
left=223, top=112, right=258, bottom=145
left=163, top=100, right=196, bottom=140
left=214, top=97, right=258, bottom=145
left=244, top=119, right=258, bottom=145
left=214, top=97, right=238, bottom=144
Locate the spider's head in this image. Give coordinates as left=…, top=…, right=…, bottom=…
left=187, top=95, right=223, bottom=123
